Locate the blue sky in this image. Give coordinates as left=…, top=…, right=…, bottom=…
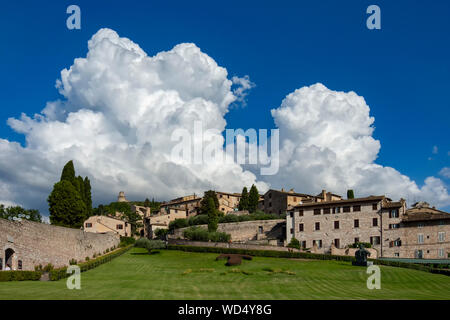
left=0, top=0, right=449, bottom=211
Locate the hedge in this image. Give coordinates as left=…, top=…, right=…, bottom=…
left=0, top=270, right=42, bottom=282
left=49, top=245, right=133, bottom=281
left=168, top=245, right=450, bottom=276
left=167, top=245, right=355, bottom=262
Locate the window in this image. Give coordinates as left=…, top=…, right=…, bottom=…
left=289, top=212, right=293, bottom=218
left=323, top=208, right=330, bottom=214
left=315, top=222, right=320, bottom=231
left=372, top=218, right=378, bottom=227
left=389, top=224, right=400, bottom=229
left=18, top=260, right=22, bottom=270
left=354, top=237, right=359, bottom=243
left=85, top=223, right=92, bottom=228
left=299, top=223, right=304, bottom=232
left=336, top=207, right=341, bottom=213
left=334, top=239, right=340, bottom=248
left=0, top=258, right=2, bottom=270
left=258, top=226, right=263, bottom=234
left=314, top=209, right=321, bottom=215
left=393, top=239, right=402, bottom=247
left=389, top=209, right=399, bottom=218
left=353, top=205, right=361, bottom=212
left=438, top=232, right=445, bottom=243
left=301, top=241, right=306, bottom=248
left=418, top=234, right=424, bottom=244
left=334, top=221, right=340, bottom=229
left=116, top=224, right=123, bottom=230
left=372, top=203, right=378, bottom=210
left=418, top=223, right=424, bottom=228
left=354, top=219, right=359, bottom=228
left=293, top=197, right=297, bottom=202
left=343, top=206, right=350, bottom=213
left=394, top=253, right=400, bottom=257
left=438, top=249, right=445, bottom=258
left=299, top=210, right=304, bottom=217
left=268, top=202, right=272, bottom=207
left=290, top=228, right=293, bottom=234
left=313, top=240, right=322, bottom=248
left=370, top=236, right=380, bottom=245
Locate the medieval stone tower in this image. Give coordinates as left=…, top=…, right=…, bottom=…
left=117, top=191, right=128, bottom=202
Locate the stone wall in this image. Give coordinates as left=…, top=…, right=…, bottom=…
left=0, top=218, right=120, bottom=271
left=171, top=219, right=286, bottom=242
left=169, top=239, right=289, bottom=252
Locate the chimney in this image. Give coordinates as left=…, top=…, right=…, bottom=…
left=321, top=189, right=326, bottom=200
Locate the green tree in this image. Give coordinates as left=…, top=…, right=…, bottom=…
left=347, top=189, right=355, bottom=199
left=144, top=198, right=151, bottom=208
left=84, top=177, right=92, bottom=215
left=238, top=187, right=249, bottom=211
left=200, top=190, right=219, bottom=215
left=207, top=197, right=219, bottom=232
left=248, top=184, right=259, bottom=213
left=0, top=204, right=42, bottom=223
left=48, top=180, right=87, bottom=228
left=60, top=160, right=76, bottom=184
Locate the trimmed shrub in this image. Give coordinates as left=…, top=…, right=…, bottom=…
left=169, top=218, right=189, bottom=231
left=119, top=236, right=135, bottom=247
left=208, top=231, right=231, bottom=243
left=43, top=263, right=54, bottom=272
left=348, top=242, right=372, bottom=249
left=287, top=237, right=300, bottom=250
left=69, top=259, right=77, bottom=265
left=0, top=271, right=42, bottom=282
left=49, top=245, right=132, bottom=281
left=183, top=226, right=230, bottom=242
left=135, top=238, right=166, bottom=253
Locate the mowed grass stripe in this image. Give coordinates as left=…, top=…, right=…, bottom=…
left=0, top=248, right=449, bottom=300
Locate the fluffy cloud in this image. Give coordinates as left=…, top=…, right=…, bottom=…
left=266, top=83, right=450, bottom=208
left=1, top=29, right=449, bottom=215
left=1, top=28, right=266, bottom=213
left=440, top=167, right=450, bottom=179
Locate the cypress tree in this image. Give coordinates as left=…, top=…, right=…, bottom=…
left=48, top=180, right=87, bottom=228
left=200, top=190, right=219, bottom=215
left=239, top=187, right=249, bottom=211
left=60, top=160, right=76, bottom=184
left=84, top=177, right=92, bottom=215
left=248, top=184, right=259, bottom=213
left=207, top=197, right=218, bottom=232
left=347, top=189, right=355, bottom=199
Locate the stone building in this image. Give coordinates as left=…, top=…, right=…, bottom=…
left=159, top=194, right=202, bottom=217
left=117, top=191, right=128, bottom=202
left=216, top=191, right=241, bottom=214
left=394, top=202, right=449, bottom=259
left=83, top=215, right=132, bottom=237
left=0, top=218, right=119, bottom=271
left=259, top=188, right=342, bottom=215
left=144, top=207, right=189, bottom=238
left=286, top=195, right=406, bottom=258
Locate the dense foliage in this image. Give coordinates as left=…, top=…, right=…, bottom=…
left=287, top=237, right=301, bottom=249
left=248, top=184, right=260, bottom=213
left=183, top=226, right=231, bottom=242
left=238, top=187, right=249, bottom=211
left=48, top=161, right=92, bottom=228
left=135, top=238, right=166, bottom=253
left=0, top=204, right=42, bottom=223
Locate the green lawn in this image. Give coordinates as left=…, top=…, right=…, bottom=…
left=1, top=247, right=449, bottom=300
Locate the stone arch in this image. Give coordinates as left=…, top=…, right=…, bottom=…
left=5, top=248, right=15, bottom=270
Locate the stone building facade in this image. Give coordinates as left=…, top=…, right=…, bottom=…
left=0, top=218, right=119, bottom=271
left=83, top=215, right=132, bottom=237
left=216, top=191, right=241, bottom=214
left=259, top=188, right=342, bottom=215
left=286, top=196, right=406, bottom=257
left=394, top=203, right=449, bottom=259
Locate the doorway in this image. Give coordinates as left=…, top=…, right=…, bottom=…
left=5, top=248, right=15, bottom=270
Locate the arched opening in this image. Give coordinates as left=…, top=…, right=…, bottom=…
left=140, top=229, right=144, bottom=237
left=5, top=248, right=15, bottom=270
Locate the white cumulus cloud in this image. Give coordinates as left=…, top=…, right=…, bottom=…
left=1, top=28, right=267, bottom=213
left=265, top=83, right=450, bottom=208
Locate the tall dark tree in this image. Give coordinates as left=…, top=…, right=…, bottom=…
left=207, top=197, right=219, bottom=232
left=248, top=184, right=259, bottom=213
left=347, top=189, right=355, bottom=199
left=200, top=190, right=219, bottom=215
left=83, top=177, right=92, bottom=215
left=238, top=187, right=249, bottom=211
left=144, top=198, right=151, bottom=208
left=60, top=160, right=76, bottom=184
left=48, top=180, right=87, bottom=228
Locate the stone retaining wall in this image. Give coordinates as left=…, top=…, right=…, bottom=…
left=0, top=218, right=120, bottom=271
